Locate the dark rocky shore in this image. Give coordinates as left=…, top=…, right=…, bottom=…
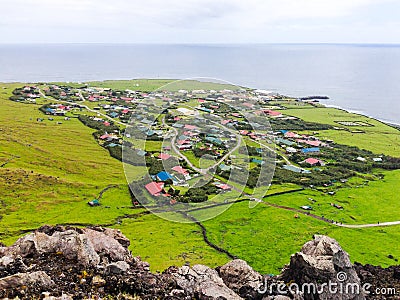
left=0, top=226, right=399, bottom=299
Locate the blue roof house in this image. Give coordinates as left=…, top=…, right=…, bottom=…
left=301, top=147, right=320, bottom=154
left=156, top=171, right=174, bottom=182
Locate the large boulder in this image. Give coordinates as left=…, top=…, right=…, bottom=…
left=0, top=226, right=132, bottom=267
left=172, top=264, right=243, bottom=300
left=280, top=235, right=365, bottom=300
left=219, top=259, right=264, bottom=299
left=82, top=228, right=131, bottom=262
left=0, top=271, right=54, bottom=290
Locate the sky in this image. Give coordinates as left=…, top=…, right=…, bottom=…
left=1, top=0, right=399, bottom=43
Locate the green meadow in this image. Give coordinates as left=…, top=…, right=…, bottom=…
left=284, top=107, right=400, bottom=156
left=1, top=80, right=400, bottom=274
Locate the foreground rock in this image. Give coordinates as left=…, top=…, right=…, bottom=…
left=218, top=259, right=264, bottom=299
left=280, top=235, right=365, bottom=300
left=169, top=264, right=243, bottom=299
left=0, top=227, right=398, bottom=299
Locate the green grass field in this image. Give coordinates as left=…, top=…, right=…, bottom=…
left=1, top=81, right=400, bottom=275
left=191, top=201, right=400, bottom=274
left=283, top=107, right=400, bottom=157
left=263, top=170, right=400, bottom=225
left=51, top=79, right=241, bottom=93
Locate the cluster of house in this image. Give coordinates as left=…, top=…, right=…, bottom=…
left=144, top=154, right=192, bottom=199
left=44, top=103, right=73, bottom=116
left=172, top=120, right=235, bottom=155
left=10, top=86, right=41, bottom=103
left=99, top=131, right=123, bottom=148
left=22, top=86, right=41, bottom=99
left=274, top=130, right=328, bottom=172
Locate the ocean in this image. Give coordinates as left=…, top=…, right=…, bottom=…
left=0, top=43, right=399, bottom=124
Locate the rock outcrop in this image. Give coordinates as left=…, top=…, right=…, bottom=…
left=280, top=235, right=365, bottom=300
left=218, top=259, right=264, bottom=299
left=0, top=227, right=397, bottom=299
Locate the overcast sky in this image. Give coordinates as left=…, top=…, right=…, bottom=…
left=1, top=0, right=399, bottom=43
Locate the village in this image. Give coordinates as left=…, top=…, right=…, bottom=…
left=10, top=83, right=398, bottom=211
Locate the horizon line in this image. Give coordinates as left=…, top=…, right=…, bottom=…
left=0, top=42, right=400, bottom=46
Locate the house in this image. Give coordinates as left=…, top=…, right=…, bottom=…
left=107, top=143, right=120, bottom=148
left=198, top=107, right=213, bottom=113
left=286, top=147, right=298, bottom=154
left=184, top=124, right=197, bottom=130
left=145, top=182, right=165, bottom=196
left=99, top=134, right=110, bottom=140
left=177, top=140, right=191, bottom=145
left=301, top=147, right=320, bottom=154
left=277, top=138, right=297, bottom=147
left=205, top=136, right=223, bottom=146
left=171, top=166, right=191, bottom=180
left=300, top=205, right=313, bottom=211
left=219, top=163, right=231, bottom=172
left=178, top=144, right=192, bottom=150
left=136, top=150, right=147, bottom=157
left=251, top=158, right=265, bottom=165
left=283, top=165, right=311, bottom=174
left=284, top=131, right=298, bottom=138
left=214, top=183, right=232, bottom=190
left=264, top=110, right=283, bottom=117
left=373, top=157, right=383, bottom=162
left=297, top=139, right=322, bottom=147
left=221, top=120, right=231, bottom=125
left=156, top=171, right=175, bottom=182
left=172, top=166, right=189, bottom=175
left=108, top=112, right=119, bottom=118
left=303, top=158, right=325, bottom=166
left=88, top=199, right=100, bottom=207
left=158, top=153, right=171, bottom=160
left=178, top=135, right=190, bottom=140
left=356, top=157, right=366, bottom=162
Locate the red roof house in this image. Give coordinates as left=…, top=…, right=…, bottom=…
left=304, top=158, right=325, bottom=166
left=158, top=153, right=171, bottom=160
left=264, top=110, right=282, bottom=117
left=172, top=166, right=189, bottom=175
left=145, top=182, right=164, bottom=196
left=184, top=124, right=197, bottom=130
left=285, top=132, right=298, bottom=138
left=216, top=183, right=231, bottom=190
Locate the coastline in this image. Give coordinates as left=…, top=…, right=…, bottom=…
left=2, top=78, right=399, bottom=127
left=318, top=102, right=400, bottom=129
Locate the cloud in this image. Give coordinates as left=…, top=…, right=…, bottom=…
left=0, top=0, right=398, bottom=43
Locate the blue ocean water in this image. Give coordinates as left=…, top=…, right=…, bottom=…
left=0, top=43, right=399, bottom=123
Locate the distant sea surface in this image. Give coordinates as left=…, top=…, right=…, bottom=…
left=0, top=43, right=399, bottom=124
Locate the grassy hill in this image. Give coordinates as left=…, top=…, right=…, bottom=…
left=1, top=80, right=400, bottom=274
